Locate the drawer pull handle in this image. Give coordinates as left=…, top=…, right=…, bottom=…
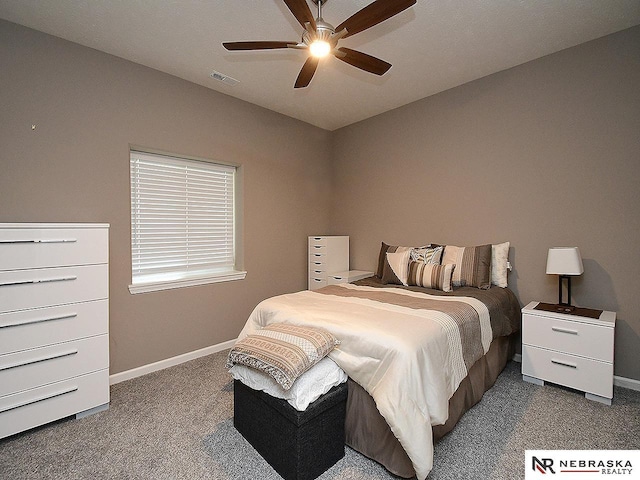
left=0, top=313, right=78, bottom=329
left=0, top=276, right=77, bottom=287
left=313, top=237, right=322, bottom=240
left=551, top=359, right=577, bottom=369
left=551, top=327, right=578, bottom=335
left=0, top=238, right=77, bottom=244
left=0, top=386, right=78, bottom=414
left=0, top=349, right=78, bottom=371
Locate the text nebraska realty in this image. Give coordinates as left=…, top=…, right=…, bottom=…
left=559, top=459, right=632, bottom=475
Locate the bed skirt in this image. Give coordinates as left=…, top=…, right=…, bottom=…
left=344, top=333, right=517, bottom=478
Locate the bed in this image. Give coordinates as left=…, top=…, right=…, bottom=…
left=232, top=243, right=521, bottom=479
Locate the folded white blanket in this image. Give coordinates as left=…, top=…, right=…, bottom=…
left=229, top=357, right=347, bottom=411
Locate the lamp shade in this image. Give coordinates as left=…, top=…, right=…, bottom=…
left=546, top=247, right=584, bottom=275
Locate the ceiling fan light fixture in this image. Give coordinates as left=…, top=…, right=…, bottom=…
left=309, top=40, right=331, bottom=57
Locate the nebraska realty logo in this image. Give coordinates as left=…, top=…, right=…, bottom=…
left=525, top=451, right=639, bottom=478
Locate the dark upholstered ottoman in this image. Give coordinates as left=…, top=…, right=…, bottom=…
left=233, top=380, right=348, bottom=480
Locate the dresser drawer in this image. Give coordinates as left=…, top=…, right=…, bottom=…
left=0, top=335, right=108, bottom=397
left=522, top=313, right=613, bottom=362
left=0, top=369, right=109, bottom=439
left=0, top=300, right=108, bottom=354
left=522, top=345, right=613, bottom=399
left=0, top=264, right=108, bottom=314
left=308, top=236, right=328, bottom=248
left=309, top=244, right=327, bottom=255
left=309, top=257, right=326, bottom=269
left=0, top=227, right=108, bottom=271
left=309, top=252, right=327, bottom=263
left=308, top=263, right=328, bottom=277
left=308, top=277, right=328, bottom=290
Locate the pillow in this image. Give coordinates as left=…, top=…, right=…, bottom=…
left=407, top=262, right=454, bottom=292
left=229, top=357, right=347, bottom=411
left=441, top=244, right=492, bottom=289
left=226, top=323, right=340, bottom=390
left=491, top=242, right=510, bottom=288
left=376, top=242, right=412, bottom=278
left=383, top=249, right=411, bottom=285
left=410, top=245, right=443, bottom=264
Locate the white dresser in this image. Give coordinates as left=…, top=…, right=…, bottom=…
left=521, top=301, right=616, bottom=405
left=308, top=236, right=349, bottom=290
left=0, top=223, right=110, bottom=438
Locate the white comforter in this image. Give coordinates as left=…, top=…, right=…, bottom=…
left=237, top=283, right=492, bottom=479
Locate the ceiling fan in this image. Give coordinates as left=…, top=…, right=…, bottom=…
left=222, top=0, right=417, bottom=88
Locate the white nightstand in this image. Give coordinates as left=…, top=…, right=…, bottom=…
left=521, top=301, right=616, bottom=405
left=328, top=270, right=374, bottom=285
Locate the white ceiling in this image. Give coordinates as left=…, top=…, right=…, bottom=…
left=1, top=0, right=639, bottom=131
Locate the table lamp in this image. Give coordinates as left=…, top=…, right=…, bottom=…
left=546, top=247, right=584, bottom=309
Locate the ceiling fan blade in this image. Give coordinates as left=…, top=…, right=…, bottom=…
left=334, top=47, right=391, bottom=76
left=335, top=0, right=416, bottom=38
left=294, top=56, right=319, bottom=88
left=283, top=0, right=317, bottom=30
left=223, top=41, right=295, bottom=51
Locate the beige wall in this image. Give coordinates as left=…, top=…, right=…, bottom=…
left=0, top=20, right=332, bottom=374
left=2, top=19, right=639, bottom=382
left=331, top=26, right=640, bottom=381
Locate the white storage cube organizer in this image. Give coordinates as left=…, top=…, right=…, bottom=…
left=308, top=236, right=349, bottom=290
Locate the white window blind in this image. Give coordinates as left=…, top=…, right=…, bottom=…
left=130, top=151, right=242, bottom=291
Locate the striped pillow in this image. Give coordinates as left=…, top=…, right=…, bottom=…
left=408, top=262, right=454, bottom=292
left=226, top=323, right=339, bottom=390
left=441, top=244, right=492, bottom=289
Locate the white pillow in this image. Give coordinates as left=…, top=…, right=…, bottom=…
left=229, top=357, right=347, bottom=411
left=491, top=242, right=510, bottom=288
left=386, top=249, right=411, bottom=286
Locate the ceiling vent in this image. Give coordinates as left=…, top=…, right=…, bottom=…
left=210, top=70, right=239, bottom=86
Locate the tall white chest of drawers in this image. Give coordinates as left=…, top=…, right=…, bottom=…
left=0, top=223, right=110, bottom=438
left=308, top=236, right=349, bottom=290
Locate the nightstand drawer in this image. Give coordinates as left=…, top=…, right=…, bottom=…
left=522, top=313, right=613, bottom=362
left=522, top=345, right=613, bottom=399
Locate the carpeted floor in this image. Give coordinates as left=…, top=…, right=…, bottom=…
left=1, top=350, right=638, bottom=479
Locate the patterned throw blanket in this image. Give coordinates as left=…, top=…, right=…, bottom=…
left=238, top=283, right=507, bottom=479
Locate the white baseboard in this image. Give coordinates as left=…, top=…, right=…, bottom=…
left=614, top=374, right=640, bottom=392
left=109, top=339, right=237, bottom=385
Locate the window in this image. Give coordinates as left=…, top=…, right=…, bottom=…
left=129, top=150, right=245, bottom=294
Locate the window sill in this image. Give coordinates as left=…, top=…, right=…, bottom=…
left=128, top=270, right=247, bottom=294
